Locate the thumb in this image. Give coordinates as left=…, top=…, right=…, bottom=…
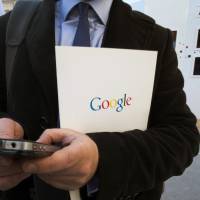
left=37, top=128, right=77, bottom=146
left=14, top=121, right=24, bottom=139
left=0, top=118, right=24, bottom=139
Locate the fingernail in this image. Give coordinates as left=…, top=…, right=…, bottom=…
left=23, top=163, right=37, bottom=173
left=36, top=136, right=43, bottom=143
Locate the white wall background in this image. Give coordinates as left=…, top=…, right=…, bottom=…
left=124, top=0, right=200, bottom=119
left=183, top=0, right=200, bottom=119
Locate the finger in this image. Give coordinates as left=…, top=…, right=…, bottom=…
left=0, top=156, right=14, bottom=167
left=37, top=128, right=78, bottom=145
left=38, top=175, right=72, bottom=191
left=39, top=170, right=76, bottom=178
left=0, top=163, right=23, bottom=176
left=38, top=174, right=79, bottom=191
left=0, top=118, right=23, bottom=139
left=0, top=118, right=15, bottom=139
left=14, top=121, right=24, bottom=139
left=36, top=164, right=86, bottom=177
left=22, top=143, right=79, bottom=174
left=0, top=173, right=31, bottom=191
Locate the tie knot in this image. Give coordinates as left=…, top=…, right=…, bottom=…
left=77, top=2, right=89, bottom=16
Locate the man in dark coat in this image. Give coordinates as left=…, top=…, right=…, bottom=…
left=0, top=0, right=199, bottom=200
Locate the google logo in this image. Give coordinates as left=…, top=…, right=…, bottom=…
left=90, top=94, right=132, bottom=112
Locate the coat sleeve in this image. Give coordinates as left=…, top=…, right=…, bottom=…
left=88, top=28, right=200, bottom=199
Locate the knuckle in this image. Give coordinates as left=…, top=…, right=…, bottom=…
left=43, top=129, right=56, bottom=137
left=43, top=129, right=51, bottom=134
left=42, top=129, right=53, bottom=139
left=77, top=177, right=87, bottom=187
left=82, top=163, right=91, bottom=174
left=77, top=164, right=92, bottom=185
left=0, top=179, right=12, bottom=191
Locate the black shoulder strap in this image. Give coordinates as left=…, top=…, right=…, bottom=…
left=6, top=0, right=41, bottom=91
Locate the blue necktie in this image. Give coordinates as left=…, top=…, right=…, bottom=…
left=73, top=2, right=90, bottom=46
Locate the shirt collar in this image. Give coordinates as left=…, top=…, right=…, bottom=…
left=59, top=0, right=113, bottom=25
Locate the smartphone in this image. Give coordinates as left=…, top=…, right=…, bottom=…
left=0, top=138, right=61, bottom=158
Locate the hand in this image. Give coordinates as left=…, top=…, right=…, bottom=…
left=0, top=118, right=30, bottom=191
left=22, top=128, right=99, bottom=190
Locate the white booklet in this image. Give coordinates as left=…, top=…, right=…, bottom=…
left=55, top=46, right=157, bottom=200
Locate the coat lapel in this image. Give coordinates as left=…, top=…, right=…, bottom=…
left=26, top=0, right=58, bottom=123
left=102, top=0, right=155, bottom=50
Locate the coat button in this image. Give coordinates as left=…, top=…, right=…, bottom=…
left=40, top=116, right=49, bottom=130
